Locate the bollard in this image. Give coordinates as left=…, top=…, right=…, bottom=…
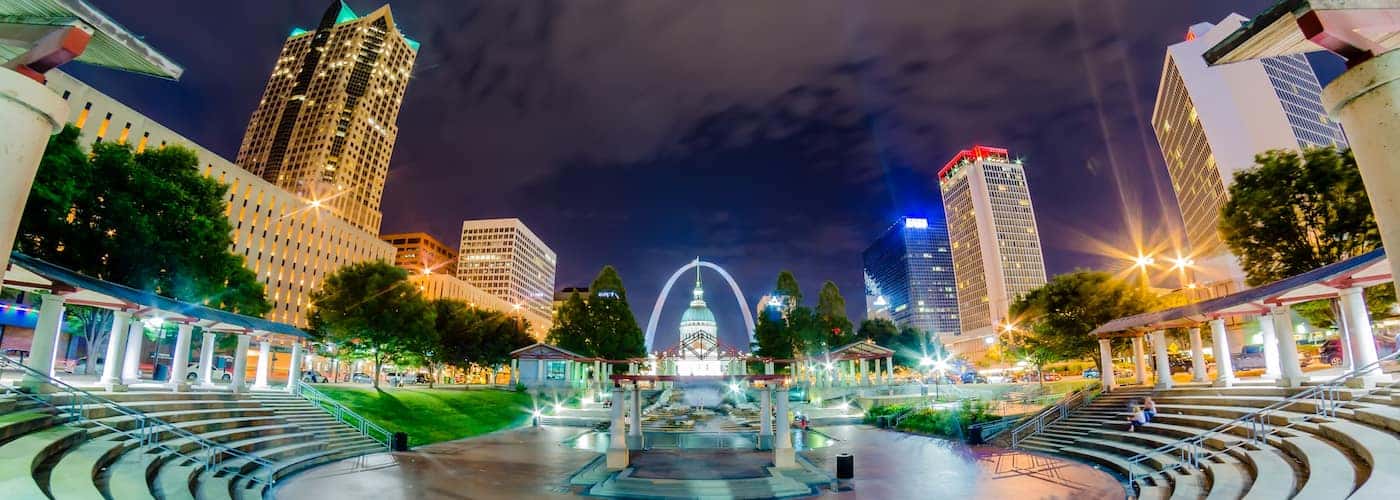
left=391, top=432, right=409, bottom=451
left=836, top=452, right=854, bottom=479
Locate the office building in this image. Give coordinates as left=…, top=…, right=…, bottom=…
left=458, top=218, right=557, bottom=323
left=1151, top=13, right=1348, bottom=296
left=381, top=232, right=457, bottom=277
left=938, top=145, right=1047, bottom=352
left=43, top=70, right=395, bottom=327
left=235, top=1, right=419, bottom=234
left=861, top=216, right=959, bottom=339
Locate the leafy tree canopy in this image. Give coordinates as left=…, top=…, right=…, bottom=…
left=815, top=281, right=853, bottom=345
left=1009, top=270, right=1158, bottom=369
left=586, top=266, right=646, bottom=361
left=310, top=261, right=435, bottom=388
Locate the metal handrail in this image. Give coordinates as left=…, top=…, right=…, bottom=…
left=1009, top=386, right=1096, bottom=447
left=0, top=356, right=276, bottom=486
left=295, top=381, right=392, bottom=448
left=1125, top=349, right=1400, bottom=490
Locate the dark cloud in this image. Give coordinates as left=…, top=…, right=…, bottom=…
left=72, top=0, right=1307, bottom=343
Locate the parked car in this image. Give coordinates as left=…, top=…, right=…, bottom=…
left=183, top=363, right=233, bottom=381
left=301, top=370, right=328, bottom=383
left=1040, top=372, right=1063, bottom=382
left=1082, top=368, right=1101, bottom=379
left=1167, top=353, right=1194, bottom=373
left=350, top=372, right=373, bottom=384
left=1233, top=344, right=1267, bottom=370
left=960, top=371, right=978, bottom=384
left=413, top=373, right=432, bottom=384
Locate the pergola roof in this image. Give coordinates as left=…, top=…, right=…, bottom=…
left=1092, top=248, right=1390, bottom=337
left=510, top=342, right=592, bottom=361
left=824, top=339, right=896, bottom=360
left=1203, top=0, right=1400, bottom=66
left=3, top=252, right=307, bottom=338
left=0, top=0, right=183, bottom=79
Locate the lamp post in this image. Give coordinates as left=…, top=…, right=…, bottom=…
left=1169, top=255, right=1196, bottom=302
left=1132, top=254, right=1156, bottom=292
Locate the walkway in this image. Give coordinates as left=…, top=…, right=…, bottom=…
left=275, top=425, right=1122, bottom=499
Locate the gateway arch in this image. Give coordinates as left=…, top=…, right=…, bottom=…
left=645, top=259, right=756, bottom=351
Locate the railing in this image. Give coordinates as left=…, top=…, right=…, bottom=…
left=969, top=414, right=1023, bottom=442
left=1125, top=349, right=1400, bottom=491
left=295, top=381, right=393, bottom=448
left=1009, top=387, right=1095, bottom=447
left=0, top=356, right=277, bottom=486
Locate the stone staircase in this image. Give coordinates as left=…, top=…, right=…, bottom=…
left=1016, top=383, right=1400, bottom=500
left=0, top=389, right=384, bottom=499
left=586, top=466, right=817, bottom=499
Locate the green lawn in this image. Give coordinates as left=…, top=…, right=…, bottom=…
left=312, top=385, right=533, bottom=446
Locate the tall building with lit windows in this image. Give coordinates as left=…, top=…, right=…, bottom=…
left=380, top=232, right=457, bottom=277
left=1152, top=14, right=1347, bottom=297
left=235, top=1, right=419, bottom=234
left=862, top=216, right=959, bottom=339
left=43, top=70, right=394, bottom=327
left=458, top=219, right=556, bottom=335
left=938, top=146, right=1046, bottom=353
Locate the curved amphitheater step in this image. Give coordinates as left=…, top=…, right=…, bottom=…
left=1016, top=384, right=1400, bottom=500
left=0, top=388, right=386, bottom=499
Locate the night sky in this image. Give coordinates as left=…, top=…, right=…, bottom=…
left=69, top=1, right=1345, bottom=349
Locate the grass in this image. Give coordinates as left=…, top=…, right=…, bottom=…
left=312, top=385, right=534, bottom=446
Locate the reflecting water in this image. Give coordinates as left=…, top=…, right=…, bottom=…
left=565, top=429, right=836, bottom=452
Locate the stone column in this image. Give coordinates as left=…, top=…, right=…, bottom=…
left=198, top=331, right=217, bottom=386
left=1188, top=327, right=1208, bottom=383
left=535, top=358, right=544, bottom=386
left=0, top=69, right=67, bottom=276
left=231, top=334, right=251, bottom=394
left=252, top=338, right=272, bottom=389
left=99, top=310, right=133, bottom=390
left=607, top=386, right=628, bottom=469
left=628, top=385, right=643, bottom=438
left=286, top=341, right=303, bottom=393
left=1098, top=338, right=1116, bottom=392
left=1131, top=335, right=1148, bottom=385
left=119, top=320, right=143, bottom=385
left=774, top=387, right=795, bottom=468
left=1340, top=286, right=1389, bottom=387
left=1323, top=49, right=1400, bottom=305
left=510, top=358, right=519, bottom=385
left=859, top=358, right=869, bottom=386
left=1269, top=305, right=1307, bottom=387
left=759, top=386, right=773, bottom=449
left=122, top=319, right=144, bottom=382
left=1258, top=314, right=1281, bottom=379
left=168, top=323, right=194, bottom=390
left=765, top=361, right=774, bottom=375
left=885, top=356, right=894, bottom=385
left=20, top=294, right=66, bottom=390
left=1209, top=319, right=1235, bottom=387
left=1151, top=330, right=1173, bottom=389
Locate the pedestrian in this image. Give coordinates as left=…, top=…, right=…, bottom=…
left=1143, top=397, right=1158, bottom=421
left=1128, top=406, right=1147, bottom=432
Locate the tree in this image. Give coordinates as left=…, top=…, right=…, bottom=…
left=1009, top=271, right=1158, bottom=375
left=1220, top=146, right=1392, bottom=327
left=547, top=291, right=591, bottom=355
left=585, top=266, right=646, bottom=361
left=16, top=127, right=270, bottom=374
left=857, top=319, right=926, bottom=367
left=422, top=299, right=476, bottom=388
left=309, top=261, right=435, bottom=389
left=774, top=271, right=803, bottom=310
left=478, top=310, right=535, bottom=380
left=753, top=306, right=793, bottom=360
left=815, top=281, right=853, bottom=346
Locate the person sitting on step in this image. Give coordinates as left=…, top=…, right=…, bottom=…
left=1128, top=406, right=1148, bottom=432
left=1142, top=397, right=1158, bottom=421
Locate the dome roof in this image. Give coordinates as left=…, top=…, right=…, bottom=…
left=681, top=304, right=716, bottom=324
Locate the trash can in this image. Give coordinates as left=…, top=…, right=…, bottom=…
left=153, top=363, right=169, bottom=382
left=836, top=453, right=854, bottom=480
left=391, top=432, right=409, bottom=451
left=875, top=416, right=888, bottom=428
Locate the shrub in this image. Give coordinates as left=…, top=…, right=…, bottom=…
left=862, top=404, right=911, bottom=424
left=893, top=400, right=999, bottom=440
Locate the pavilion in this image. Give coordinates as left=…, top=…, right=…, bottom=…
left=1091, top=248, right=1393, bottom=391
left=508, top=342, right=607, bottom=390
left=3, top=251, right=310, bottom=393
left=795, top=339, right=896, bottom=388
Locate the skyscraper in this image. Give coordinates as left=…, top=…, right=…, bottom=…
left=1151, top=14, right=1347, bottom=296
left=458, top=218, right=557, bottom=327
left=380, top=232, right=458, bottom=277
left=862, top=216, right=959, bottom=339
left=939, top=146, right=1047, bottom=352
left=235, top=1, right=419, bottom=234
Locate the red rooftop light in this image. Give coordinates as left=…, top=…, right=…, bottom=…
left=937, top=145, right=1010, bottom=180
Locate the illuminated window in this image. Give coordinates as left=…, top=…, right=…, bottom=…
left=136, top=132, right=150, bottom=153
left=74, top=102, right=92, bottom=129
left=95, top=113, right=113, bottom=140
left=117, top=123, right=132, bottom=144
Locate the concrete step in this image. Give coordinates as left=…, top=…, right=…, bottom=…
left=46, top=434, right=134, bottom=500
left=1239, top=450, right=1294, bottom=500
left=1203, top=461, right=1249, bottom=500
left=0, top=425, right=88, bottom=500
left=0, top=410, right=60, bottom=444
left=1275, top=435, right=1358, bottom=500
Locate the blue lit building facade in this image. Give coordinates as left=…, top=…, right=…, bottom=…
left=862, top=216, right=959, bottom=337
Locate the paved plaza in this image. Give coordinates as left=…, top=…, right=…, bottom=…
left=273, top=424, right=1122, bottom=499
